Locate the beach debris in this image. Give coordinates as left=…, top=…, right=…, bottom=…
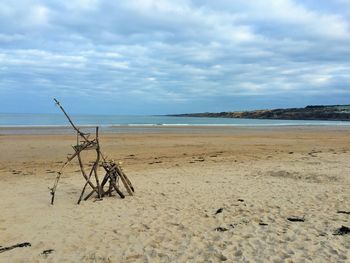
left=124, top=154, right=136, bottom=159
left=337, top=211, right=350, bottom=215
left=308, top=151, right=318, bottom=157
left=148, top=161, right=162, bottom=165
left=259, top=223, right=268, bottom=226
left=333, top=226, right=350, bottom=236
left=214, top=227, right=228, bottom=232
left=126, top=254, right=143, bottom=260
left=287, top=216, right=305, bottom=222
left=42, top=249, right=55, bottom=255
left=0, top=242, right=31, bottom=253
left=50, top=99, right=134, bottom=205
left=219, top=254, right=228, bottom=261
left=215, top=208, right=224, bottom=215
left=237, top=199, right=244, bottom=202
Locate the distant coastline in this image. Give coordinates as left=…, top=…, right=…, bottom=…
left=169, top=105, right=350, bottom=121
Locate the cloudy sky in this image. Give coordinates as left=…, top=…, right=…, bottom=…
left=0, top=0, right=349, bottom=114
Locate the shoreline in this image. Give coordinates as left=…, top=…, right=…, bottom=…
left=1, top=124, right=350, bottom=135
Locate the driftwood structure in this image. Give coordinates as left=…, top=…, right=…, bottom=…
left=50, top=98, right=134, bottom=204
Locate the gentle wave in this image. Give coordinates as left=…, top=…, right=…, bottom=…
left=1, top=122, right=350, bottom=128
left=1, top=113, right=350, bottom=128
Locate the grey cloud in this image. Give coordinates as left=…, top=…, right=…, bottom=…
left=0, top=0, right=349, bottom=114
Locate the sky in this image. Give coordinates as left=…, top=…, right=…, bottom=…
left=0, top=0, right=349, bottom=114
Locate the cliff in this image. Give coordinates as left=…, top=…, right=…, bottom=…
left=171, top=105, right=350, bottom=121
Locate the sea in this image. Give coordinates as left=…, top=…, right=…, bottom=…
left=2, top=113, right=350, bottom=126
left=0, top=113, right=349, bottom=134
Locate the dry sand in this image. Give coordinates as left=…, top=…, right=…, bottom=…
left=0, top=126, right=349, bottom=262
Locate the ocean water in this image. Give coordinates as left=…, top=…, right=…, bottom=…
left=0, top=113, right=350, bottom=127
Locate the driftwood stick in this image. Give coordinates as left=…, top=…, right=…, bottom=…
left=77, top=181, right=88, bottom=204
left=114, top=163, right=135, bottom=193
left=77, top=164, right=96, bottom=204
left=54, top=98, right=89, bottom=141
left=101, top=172, right=113, bottom=197
left=118, top=170, right=133, bottom=196
left=101, top=163, right=117, bottom=196
left=62, top=141, right=94, bottom=168
left=108, top=180, right=113, bottom=196
left=93, top=127, right=101, bottom=198
left=100, top=173, right=109, bottom=189
left=76, top=150, right=98, bottom=193
left=93, top=169, right=101, bottom=199
left=0, top=242, right=31, bottom=253
left=50, top=171, right=62, bottom=205
left=83, top=190, right=94, bottom=201
left=121, top=172, right=134, bottom=193
left=112, top=182, right=125, bottom=199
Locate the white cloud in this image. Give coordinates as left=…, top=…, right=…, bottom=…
left=99, top=60, right=129, bottom=69
left=30, top=5, right=50, bottom=26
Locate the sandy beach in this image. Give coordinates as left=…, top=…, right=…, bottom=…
left=0, top=126, right=349, bottom=262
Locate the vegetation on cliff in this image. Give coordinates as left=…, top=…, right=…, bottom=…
left=171, top=105, right=350, bottom=121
